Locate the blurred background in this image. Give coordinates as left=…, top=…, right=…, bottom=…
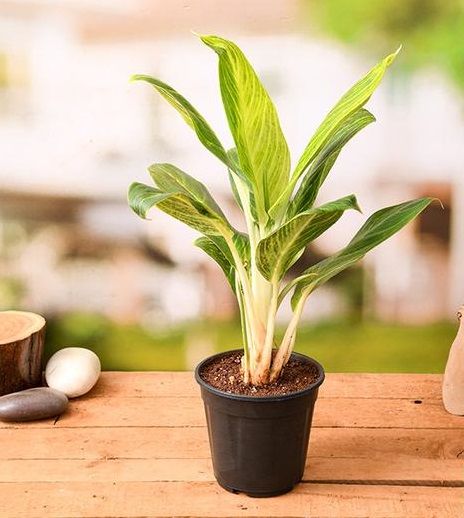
left=0, top=0, right=463, bottom=372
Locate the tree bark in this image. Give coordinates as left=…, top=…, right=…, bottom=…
left=0, top=311, right=46, bottom=396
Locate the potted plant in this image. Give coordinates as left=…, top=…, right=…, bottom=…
left=128, top=34, right=432, bottom=496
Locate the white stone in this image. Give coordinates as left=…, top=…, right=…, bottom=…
left=442, top=306, right=464, bottom=415
left=45, top=347, right=101, bottom=398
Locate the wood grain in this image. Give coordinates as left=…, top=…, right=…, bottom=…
left=0, top=372, right=463, bottom=518
left=0, top=482, right=461, bottom=518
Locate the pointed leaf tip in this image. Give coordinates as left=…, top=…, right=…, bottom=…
left=386, top=45, right=402, bottom=66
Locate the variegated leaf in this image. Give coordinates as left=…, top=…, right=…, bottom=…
left=131, top=75, right=232, bottom=169
left=195, top=232, right=251, bottom=294
left=291, top=197, right=434, bottom=308
left=195, top=237, right=237, bottom=292
left=257, top=195, right=361, bottom=281
left=148, top=163, right=226, bottom=219
left=200, top=34, right=290, bottom=224
left=270, top=48, right=400, bottom=220
left=128, top=182, right=232, bottom=237
left=289, top=109, right=375, bottom=217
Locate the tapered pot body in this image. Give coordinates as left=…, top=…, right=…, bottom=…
left=195, top=350, right=325, bottom=497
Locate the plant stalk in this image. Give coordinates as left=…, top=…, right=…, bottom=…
left=270, top=289, right=309, bottom=382
left=249, top=279, right=279, bottom=385
left=227, top=234, right=267, bottom=383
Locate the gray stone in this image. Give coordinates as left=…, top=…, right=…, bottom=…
left=0, top=387, right=68, bottom=422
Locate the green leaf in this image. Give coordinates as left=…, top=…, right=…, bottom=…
left=199, top=34, right=291, bottom=224
left=257, top=195, right=361, bottom=281
left=231, top=231, right=251, bottom=270
left=278, top=272, right=318, bottom=307
left=195, top=237, right=237, bottom=292
left=291, top=197, right=434, bottom=308
left=210, top=232, right=250, bottom=269
left=148, top=163, right=227, bottom=219
left=131, top=74, right=232, bottom=169
left=128, top=181, right=232, bottom=237
left=127, top=182, right=172, bottom=219
left=270, top=48, right=399, bottom=219
left=289, top=109, right=375, bottom=217
left=293, top=49, right=399, bottom=180
left=195, top=232, right=251, bottom=294
left=228, top=170, right=245, bottom=212
left=227, top=148, right=247, bottom=212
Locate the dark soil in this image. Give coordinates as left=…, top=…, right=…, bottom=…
left=198, top=350, right=321, bottom=396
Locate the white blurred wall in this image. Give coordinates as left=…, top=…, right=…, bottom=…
left=0, top=0, right=462, bottom=323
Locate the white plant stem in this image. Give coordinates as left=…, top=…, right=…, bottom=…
left=236, top=278, right=251, bottom=384
left=250, top=279, right=279, bottom=385
left=270, top=289, right=309, bottom=382
left=227, top=234, right=267, bottom=381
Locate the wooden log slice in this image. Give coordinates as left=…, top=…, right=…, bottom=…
left=0, top=311, right=46, bottom=396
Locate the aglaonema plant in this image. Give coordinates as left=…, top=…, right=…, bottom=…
left=128, top=35, right=432, bottom=386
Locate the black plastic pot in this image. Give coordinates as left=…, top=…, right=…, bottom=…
left=195, top=350, right=325, bottom=497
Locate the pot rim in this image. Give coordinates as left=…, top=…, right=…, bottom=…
left=195, top=349, right=325, bottom=402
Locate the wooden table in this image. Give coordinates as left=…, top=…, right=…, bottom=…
left=0, top=372, right=463, bottom=517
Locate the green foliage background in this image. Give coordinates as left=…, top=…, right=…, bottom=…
left=44, top=313, right=456, bottom=373
left=303, top=0, right=464, bottom=90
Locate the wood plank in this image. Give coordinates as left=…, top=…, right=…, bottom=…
left=1, top=395, right=460, bottom=430
left=0, top=481, right=461, bottom=518
left=319, top=373, right=444, bottom=399
left=312, top=397, right=463, bottom=429
left=1, top=373, right=450, bottom=432
left=1, top=427, right=462, bottom=484
left=305, top=458, right=464, bottom=485
left=1, top=373, right=461, bottom=518
left=1, top=457, right=462, bottom=486
left=0, top=396, right=205, bottom=429
left=0, top=426, right=209, bottom=460
left=89, top=372, right=445, bottom=400
left=1, top=427, right=462, bottom=463
left=0, top=458, right=214, bottom=483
